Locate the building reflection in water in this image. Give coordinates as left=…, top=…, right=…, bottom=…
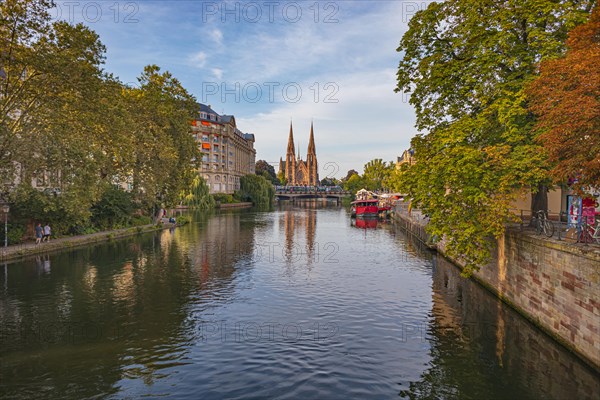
left=394, top=228, right=600, bottom=400
left=278, top=200, right=322, bottom=267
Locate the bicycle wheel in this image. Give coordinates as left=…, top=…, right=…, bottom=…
left=535, top=218, right=542, bottom=235
left=579, top=226, right=592, bottom=243
left=543, top=220, right=554, bottom=238
left=594, top=229, right=600, bottom=244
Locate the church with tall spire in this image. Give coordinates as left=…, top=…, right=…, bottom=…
left=278, top=122, right=319, bottom=186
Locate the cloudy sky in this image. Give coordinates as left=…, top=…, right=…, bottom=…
left=54, top=0, right=428, bottom=178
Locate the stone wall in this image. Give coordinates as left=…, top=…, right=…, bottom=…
left=392, top=205, right=600, bottom=371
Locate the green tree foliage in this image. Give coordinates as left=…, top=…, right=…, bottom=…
left=395, top=0, right=594, bottom=275
left=181, top=174, right=214, bottom=210
left=343, top=169, right=359, bottom=182
left=237, top=175, right=274, bottom=208
left=126, top=65, right=201, bottom=210
left=320, top=177, right=339, bottom=186
left=363, top=159, right=394, bottom=190
left=1, top=0, right=110, bottom=215
left=277, top=171, right=287, bottom=186
left=0, top=0, right=203, bottom=238
left=91, top=186, right=135, bottom=229
left=343, top=174, right=368, bottom=194
left=255, top=160, right=279, bottom=184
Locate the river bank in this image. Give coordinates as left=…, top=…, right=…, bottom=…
left=391, top=204, right=600, bottom=372
left=0, top=222, right=174, bottom=263
left=176, top=201, right=253, bottom=210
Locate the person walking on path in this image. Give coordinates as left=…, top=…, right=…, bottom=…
left=35, top=223, right=43, bottom=244
left=43, top=223, right=51, bottom=242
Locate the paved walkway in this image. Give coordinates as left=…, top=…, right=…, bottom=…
left=0, top=223, right=169, bottom=262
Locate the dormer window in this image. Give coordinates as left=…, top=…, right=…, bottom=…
left=200, top=112, right=207, bottom=119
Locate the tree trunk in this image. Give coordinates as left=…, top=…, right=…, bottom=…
left=529, top=184, right=548, bottom=226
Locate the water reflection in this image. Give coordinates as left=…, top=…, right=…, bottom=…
left=352, top=218, right=379, bottom=229
left=398, top=247, right=600, bottom=400
left=0, top=211, right=257, bottom=399
left=0, top=206, right=598, bottom=399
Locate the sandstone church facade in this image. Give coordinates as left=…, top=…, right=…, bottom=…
left=278, top=122, right=319, bottom=186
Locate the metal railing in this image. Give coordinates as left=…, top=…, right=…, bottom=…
left=515, top=209, right=600, bottom=246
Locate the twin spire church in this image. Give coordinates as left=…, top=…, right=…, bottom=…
left=278, top=122, right=319, bottom=186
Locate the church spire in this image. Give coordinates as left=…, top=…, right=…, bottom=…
left=308, top=121, right=316, bottom=155
left=286, top=122, right=295, bottom=155
left=285, top=121, right=297, bottom=185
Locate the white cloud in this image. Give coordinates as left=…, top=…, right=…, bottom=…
left=209, top=28, right=223, bottom=45
left=189, top=51, right=207, bottom=68
left=212, top=68, right=224, bottom=80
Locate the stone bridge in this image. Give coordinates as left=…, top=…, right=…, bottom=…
left=275, top=189, right=351, bottom=203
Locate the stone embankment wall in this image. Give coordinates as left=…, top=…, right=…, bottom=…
left=392, top=205, right=600, bottom=371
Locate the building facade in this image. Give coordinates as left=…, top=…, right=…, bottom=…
left=278, top=122, right=319, bottom=186
left=191, top=104, right=256, bottom=194
left=396, top=148, right=416, bottom=169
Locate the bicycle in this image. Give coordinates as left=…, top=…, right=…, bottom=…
left=534, top=210, right=555, bottom=238
left=579, top=218, right=600, bottom=244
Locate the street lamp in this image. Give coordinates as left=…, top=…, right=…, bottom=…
left=1, top=205, right=9, bottom=248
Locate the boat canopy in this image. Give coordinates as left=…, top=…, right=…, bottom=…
left=351, top=199, right=379, bottom=204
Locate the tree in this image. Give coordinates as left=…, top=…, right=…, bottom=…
left=0, top=0, right=117, bottom=222
left=180, top=174, right=214, bottom=210
left=277, top=171, right=287, bottom=186
left=343, top=174, right=367, bottom=194
left=395, top=0, right=593, bottom=275
left=91, top=185, right=135, bottom=229
left=320, top=177, right=339, bottom=186
left=255, top=160, right=278, bottom=184
left=363, top=159, right=394, bottom=190
left=237, top=174, right=274, bottom=208
left=527, top=7, right=600, bottom=190
left=343, top=169, right=359, bottom=182
left=126, top=65, right=201, bottom=211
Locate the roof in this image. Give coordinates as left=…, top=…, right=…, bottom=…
left=351, top=199, right=379, bottom=204
left=199, top=103, right=219, bottom=115
left=220, top=115, right=234, bottom=124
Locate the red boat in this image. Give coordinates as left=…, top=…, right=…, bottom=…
left=353, top=218, right=378, bottom=229
left=351, top=199, right=379, bottom=217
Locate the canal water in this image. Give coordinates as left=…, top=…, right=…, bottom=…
left=1, top=203, right=598, bottom=399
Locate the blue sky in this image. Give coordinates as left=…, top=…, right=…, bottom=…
left=54, top=0, right=427, bottom=178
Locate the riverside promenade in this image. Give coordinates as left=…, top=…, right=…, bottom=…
left=0, top=223, right=172, bottom=263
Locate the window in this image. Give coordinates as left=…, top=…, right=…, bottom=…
left=200, top=112, right=207, bottom=119
left=202, top=135, right=209, bottom=142
left=213, top=155, right=219, bottom=162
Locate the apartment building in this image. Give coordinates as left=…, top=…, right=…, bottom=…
left=191, top=104, right=256, bottom=193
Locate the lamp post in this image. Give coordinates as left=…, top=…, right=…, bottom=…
left=1, top=205, right=9, bottom=248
